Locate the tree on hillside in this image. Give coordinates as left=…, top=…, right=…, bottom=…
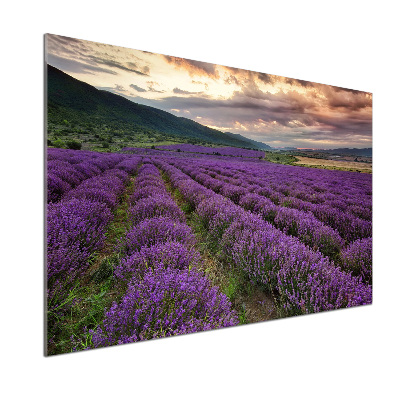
left=66, top=140, right=82, bottom=150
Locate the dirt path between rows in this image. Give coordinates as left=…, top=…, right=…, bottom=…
left=83, top=176, right=136, bottom=284
left=160, top=169, right=278, bottom=325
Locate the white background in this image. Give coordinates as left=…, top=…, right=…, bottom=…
left=2, top=1, right=399, bottom=399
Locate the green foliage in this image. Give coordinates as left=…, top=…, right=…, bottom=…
left=48, top=276, right=116, bottom=355
left=264, top=152, right=298, bottom=165
left=66, top=139, right=82, bottom=150
left=91, top=256, right=118, bottom=284
left=238, top=304, right=247, bottom=325
left=53, top=138, right=65, bottom=148
left=223, top=275, right=241, bottom=302
left=180, top=200, right=195, bottom=214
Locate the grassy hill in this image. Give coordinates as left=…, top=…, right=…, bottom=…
left=46, top=64, right=269, bottom=151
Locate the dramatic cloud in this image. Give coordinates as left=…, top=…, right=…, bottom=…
left=257, top=73, right=274, bottom=85
left=320, top=85, right=372, bottom=111
left=224, top=74, right=240, bottom=85
left=285, top=77, right=316, bottom=88
left=130, top=83, right=147, bottom=92
left=163, top=55, right=219, bottom=78
left=146, top=81, right=165, bottom=93
left=192, top=80, right=209, bottom=90
left=46, top=34, right=151, bottom=78
left=47, top=53, right=118, bottom=75
left=173, top=87, right=203, bottom=95
left=138, top=87, right=372, bottom=148
left=46, top=33, right=372, bottom=149
left=87, top=55, right=149, bottom=75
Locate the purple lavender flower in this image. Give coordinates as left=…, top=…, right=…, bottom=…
left=91, top=266, right=238, bottom=348
left=119, top=217, right=196, bottom=256
left=129, top=195, right=186, bottom=224
left=340, top=238, right=372, bottom=284
left=114, top=241, right=202, bottom=283
left=47, top=198, right=113, bottom=310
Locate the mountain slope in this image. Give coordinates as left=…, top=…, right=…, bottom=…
left=47, top=64, right=268, bottom=149
left=224, top=132, right=272, bottom=150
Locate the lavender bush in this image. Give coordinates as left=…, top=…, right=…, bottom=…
left=340, top=238, right=372, bottom=284
left=91, top=266, right=238, bottom=348
left=129, top=194, right=186, bottom=224
left=114, top=241, right=202, bottom=284
left=120, top=216, right=196, bottom=256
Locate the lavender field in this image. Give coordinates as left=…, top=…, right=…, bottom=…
left=46, top=146, right=372, bottom=355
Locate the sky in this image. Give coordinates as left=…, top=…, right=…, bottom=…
left=46, top=34, right=372, bottom=149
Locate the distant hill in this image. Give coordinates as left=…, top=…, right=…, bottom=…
left=224, top=132, right=272, bottom=150
left=309, top=148, right=372, bottom=157
left=47, top=64, right=268, bottom=149
left=276, top=147, right=298, bottom=151
left=299, top=147, right=372, bottom=157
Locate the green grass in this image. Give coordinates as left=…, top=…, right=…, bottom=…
left=264, top=151, right=299, bottom=165
left=47, top=275, right=117, bottom=354
left=47, top=172, right=139, bottom=356
left=223, top=275, right=241, bottom=302
left=47, top=117, right=247, bottom=154
left=238, top=304, right=248, bottom=325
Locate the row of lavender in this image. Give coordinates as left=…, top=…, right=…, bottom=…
left=197, top=156, right=372, bottom=206
left=155, top=144, right=265, bottom=158
left=170, top=157, right=372, bottom=238
left=121, top=148, right=372, bottom=222
left=121, top=146, right=263, bottom=161
left=153, top=157, right=372, bottom=315
left=47, top=151, right=142, bottom=332
left=119, top=147, right=372, bottom=221
left=174, top=160, right=345, bottom=259
left=199, top=159, right=372, bottom=280
left=167, top=157, right=372, bottom=283
left=181, top=157, right=371, bottom=213
left=90, top=161, right=238, bottom=347
left=47, top=148, right=140, bottom=203
left=210, top=160, right=372, bottom=222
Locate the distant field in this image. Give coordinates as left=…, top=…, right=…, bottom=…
left=294, top=156, right=372, bottom=172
